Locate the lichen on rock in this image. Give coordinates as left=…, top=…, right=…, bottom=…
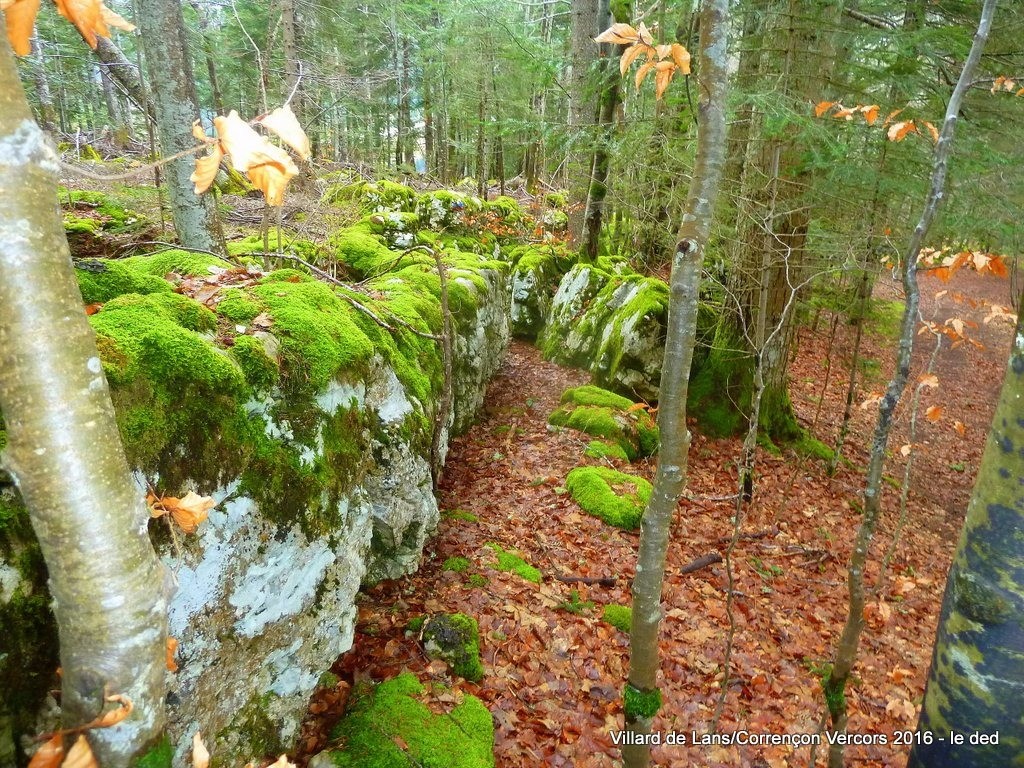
left=422, top=613, right=485, bottom=682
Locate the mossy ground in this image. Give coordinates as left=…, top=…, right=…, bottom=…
left=602, top=604, right=632, bottom=632
left=564, top=466, right=652, bottom=529
left=485, top=543, right=541, bottom=583
left=329, top=673, right=494, bottom=767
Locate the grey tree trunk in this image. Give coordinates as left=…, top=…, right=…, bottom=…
left=29, top=32, right=58, bottom=132
left=568, top=0, right=599, bottom=239
left=0, top=35, right=168, bottom=767
left=623, top=1, right=730, bottom=765
left=822, top=2, right=997, bottom=765
left=93, top=36, right=155, bottom=124
left=134, top=0, right=222, bottom=253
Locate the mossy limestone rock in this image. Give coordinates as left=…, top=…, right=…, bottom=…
left=539, top=265, right=668, bottom=400
left=506, top=245, right=575, bottom=339
left=422, top=613, right=485, bottom=682
left=548, top=385, right=659, bottom=460
left=565, top=466, right=652, bottom=529
left=326, top=673, right=494, bottom=767
left=4, top=242, right=510, bottom=765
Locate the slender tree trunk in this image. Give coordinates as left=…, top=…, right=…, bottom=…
left=30, top=32, right=58, bottom=132
left=568, top=0, right=599, bottom=239
left=93, top=36, right=155, bottom=124
left=134, top=0, right=222, bottom=253
left=281, top=0, right=303, bottom=122
left=0, top=35, right=168, bottom=767
left=476, top=82, right=487, bottom=199
left=822, top=4, right=996, bottom=765
left=624, top=2, right=730, bottom=766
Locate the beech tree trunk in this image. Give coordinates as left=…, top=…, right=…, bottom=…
left=134, top=0, right=222, bottom=253
left=822, top=3, right=996, bottom=765
left=29, top=32, right=58, bottom=132
left=908, top=305, right=1024, bottom=767
left=0, top=34, right=168, bottom=767
left=93, top=36, right=155, bottom=124
left=624, top=2, right=730, bottom=765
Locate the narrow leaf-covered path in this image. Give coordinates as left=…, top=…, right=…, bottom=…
left=304, top=265, right=1014, bottom=768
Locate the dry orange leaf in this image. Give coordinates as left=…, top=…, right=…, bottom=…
left=246, top=163, right=292, bottom=207
left=634, top=59, right=656, bottom=91
left=2, top=0, right=40, bottom=55
left=192, top=732, right=210, bottom=768
left=85, top=693, right=133, bottom=729
left=618, top=43, right=648, bottom=76
left=257, top=105, right=311, bottom=161
left=814, top=100, right=836, bottom=117
left=54, top=0, right=106, bottom=48
left=167, top=636, right=179, bottom=672
left=98, top=2, right=133, bottom=33
left=212, top=110, right=298, bottom=205
left=149, top=491, right=215, bottom=534
left=190, top=145, right=225, bottom=195
left=636, top=21, right=653, bottom=45
left=27, top=733, right=62, bottom=768
left=882, top=108, right=903, bottom=127
left=887, top=120, right=917, bottom=142
left=899, top=443, right=913, bottom=457
left=669, top=42, right=690, bottom=75
left=860, top=104, right=880, bottom=124
left=653, top=60, right=675, bottom=100
left=594, top=22, right=638, bottom=45
left=922, top=120, right=939, bottom=144
left=62, top=736, right=98, bottom=768
left=925, top=405, right=943, bottom=423
left=953, top=420, right=967, bottom=437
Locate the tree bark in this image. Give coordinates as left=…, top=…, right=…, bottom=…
left=134, top=0, right=222, bottom=253
left=624, top=2, right=730, bottom=766
left=93, top=36, right=155, bottom=124
left=29, top=32, right=58, bottom=132
left=822, top=2, right=997, bottom=764
left=908, top=305, right=1024, bottom=767
left=0, top=34, right=168, bottom=767
left=568, top=0, right=599, bottom=238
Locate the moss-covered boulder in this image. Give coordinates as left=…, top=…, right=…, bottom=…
left=565, top=466, right=652, bottom=529
left=539, top=265, right=669, bottom=400
left=4, top=237, right=511, bottom=764
left=484, top=195, right=523, bottom=223
left=58, top=187, right=149, bottom=234
left=548, top=385, right=659, bottom=460
left=416, top=190, right=482, bottom=229
left=323, top=179, right=417, bottom=214
left=505, top=244, right=575, bottom=339
left=422, top=613, right=485, bottom=682
left=327, top=673, right=494, bottom=767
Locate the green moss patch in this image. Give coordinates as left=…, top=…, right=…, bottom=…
left=422, top=613, right=485, bottom=682
left=58, top=187, right=148, bottom=233
left=565, top=466, right=651, bottom=529
left=329, top=673, right=494, bottom=767
left=602, top=604, right=632, bottom=632
left=584, top=440, right=630, bottom=461
left=485, top=543, right=541, bottom=583
left=443, top=556, right=471, bottom=573
left=549, top=386, right=658, bottom=460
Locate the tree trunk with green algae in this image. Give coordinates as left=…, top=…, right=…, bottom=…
left=0, top=34, right=169, bottom=767
left=623, top=1, right=730, bottom=766
left=134, top=0, right=223, bottom=254
left=821, top=2, right=996, bottom=765
left=907, top=306, right=1024, bottom=768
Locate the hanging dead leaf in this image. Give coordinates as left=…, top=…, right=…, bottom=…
left=813, top=100, right=837, bottom=118
left=167, top=636, right=179, bottom=672
left=653, top=60, right=676, bottom=100
left=62, top=736, right=98, bottom=768
left=27, top=733, right=62, bottom=768
left=192, top=732, right=210, bottom=768
left=860, top=104, right=880, bottom=124
left=636, top=21, right=653, bottom=45
left=192, top=120, right=216, bottom=144
left=257, top=105, right=311, bottom=161
left=148, top=491, right=215, bottom=534
left=84, top=693, right=133, bottom=729
left=2, top=0, right=40, bottom=55
left=212, top=111, right=298, bottom=205
left=887, top=120, right=917, bottom=142
left=619, top=43, right=648, bottom=76
left=635, top=59, right=656, bottom=90
left=246, top=163, right=293, bottom=207
left=99, top=2, right=133, bottom=32
left=832, top=106, right=856, bottom=120
left=925, top=405, right=943, bottom=423
left=882, top=108, right=904, bottom=127
left=54, top=0, right=107, bottom=48
left=655, top=43, right=672, bottom=60
left=594, top=22, right=638, bottom=45
left=991, top=75, right=1007, bottom=94
left=190, top=145, right=225, bottom=195
left=669, top=42, right=690, bottom=74
left=922, top=120, right=939, bottom=144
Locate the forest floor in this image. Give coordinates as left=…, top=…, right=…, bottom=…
left=301, top=265, right=1017, bottom=768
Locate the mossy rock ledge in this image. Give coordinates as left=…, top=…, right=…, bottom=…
left=505, top=244, right=575, bottom=339
left=0, top=243, right=510, bottom=765
left=565, top=466, right=652, bottom=529
left=548, top=385, right=659, bottom=460
left=538, top=263, right=669, bottom=400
